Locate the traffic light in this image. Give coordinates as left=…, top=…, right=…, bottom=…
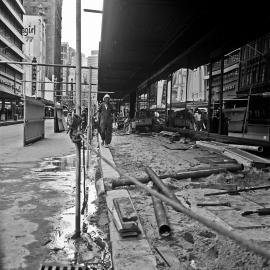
left=32, top=57, right=37, bottom=96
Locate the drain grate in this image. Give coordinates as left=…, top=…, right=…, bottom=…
left=40, top=265, right=86, bottom=270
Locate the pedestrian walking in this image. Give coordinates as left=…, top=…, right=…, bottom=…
left=98, top=94, right=114, bottom=147
left=81, top=108, right=88, bottom=132
left=194, top=107, right=203, bottom=131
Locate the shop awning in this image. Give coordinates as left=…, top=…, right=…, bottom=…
left=0, top=88, right=22, bottom=100
left=98, top=0, right=270, bottom=99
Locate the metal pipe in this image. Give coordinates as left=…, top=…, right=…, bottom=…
left=112, top=164, right=243, bottom=188
left=151, top=194, right=171, bottom=236
left=74, top=141, right=81, bottom=237
left=0, top=60, right=97, bottom=69
left=74, top=0, right=81, bottom=238
left=205, top=184, right=270, bottom=197
left=227, top=144, right=263, bottom=153
left=145, top=167, right=178, bottom=201
left=83, top=8, right=103, bottom=13
left=80, top=135, right=270, bottom=259
left=86, top=67, right=93, bottom=169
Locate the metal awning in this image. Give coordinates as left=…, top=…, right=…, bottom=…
left=99, top=0, right=270, bottom=98
left=0, top=88, right=21, bottom=100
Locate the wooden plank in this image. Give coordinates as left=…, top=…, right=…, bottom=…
left=113, top=197, right=138, bottom=222
left=155, top=246, right=182, bottom=270
left=162, top=143, right=190, bottom=150
left=224, top=148, right=270, bottom=168
left=106, top=189, right=157, bottom=270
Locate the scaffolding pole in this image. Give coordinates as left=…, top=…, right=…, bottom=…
left=74, top=0, right=82, bottom=238
left=86, top=67, right=93, bottom=169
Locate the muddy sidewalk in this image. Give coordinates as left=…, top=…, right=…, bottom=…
left=0, top=122, right=112, bottom=270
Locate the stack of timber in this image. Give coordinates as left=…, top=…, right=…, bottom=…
left=159, top=131, right=180, bottom=141
left=196, top=141, right=270, bottom=168
left=106, top=190, right=157, bottom=270
left=112, top=197, right=141, bottom=237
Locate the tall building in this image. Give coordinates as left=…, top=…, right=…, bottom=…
left=171, top=67, right=206, bottom=105
left=23, top=14, right=46, bottom=98
left=87, top=50, right=99, bottom=107
left=61, top=42, right=70, bottom=95
left=23, top=0, right=63, bottom=83
left=68, top=46, right=76, bottom=106
left=0, top=0, right=25, bottom=121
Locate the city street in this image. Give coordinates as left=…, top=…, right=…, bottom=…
left=1, top=0, right=270, bottom=269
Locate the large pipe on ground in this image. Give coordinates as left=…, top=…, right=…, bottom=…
left=228, top=144, right=263, bottom=153
left=112, top=163, right=243, bottom=188
left=151, top=193, right=171, bottom=236
left=145, top=167, right=179, bottom=201
left=80, top=135, right=270, bottom=260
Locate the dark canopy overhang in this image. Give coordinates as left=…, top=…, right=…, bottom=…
left=98, top=0, right=270, bottom=99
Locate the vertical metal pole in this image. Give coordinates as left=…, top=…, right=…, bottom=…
left=219, top=57, right=224, bottom=134
left=53, top=76, right=58, bottom=133
left=208, top=62, right=213, bottom=133
left=148, top=86, right=151, bottom=109
left=75, top=0, right=82, bottom=237
left=169, top=74, right=173, bottom=126
left=184, top=68, right=189, bottom=129
left=165, top=80, right=168, bottom=122
left=86, top=67, right=92, bottom=169
left=169, top=74, right=173, bottom=112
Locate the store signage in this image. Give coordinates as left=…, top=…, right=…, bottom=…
left=0, top=77, right=21, bottom=93
left=22, top=25, right=36, bottom=37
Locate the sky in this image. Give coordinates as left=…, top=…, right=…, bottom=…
left=62, top=0, right=103, bottom=57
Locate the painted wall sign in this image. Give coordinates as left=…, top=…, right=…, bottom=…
left=22, top=25, right=36, bottom=37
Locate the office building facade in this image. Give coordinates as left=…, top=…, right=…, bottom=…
left=0, top=0, right=25, bottom=121
left=23, top=0, right=63, bottom=82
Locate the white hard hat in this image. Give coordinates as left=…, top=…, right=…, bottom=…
left=103, top=94, right=110, bottom=100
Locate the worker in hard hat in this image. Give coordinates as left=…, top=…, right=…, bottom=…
left=98, top=94, right=114, bottom=147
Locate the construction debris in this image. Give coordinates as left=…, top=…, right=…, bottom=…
left=112, top=164, right=243, bottom=188
left=151, top=194, right=171, bottom=236
left=205, top=184, right=270, bottom=197
left=196, top=140, right=270, bottom=168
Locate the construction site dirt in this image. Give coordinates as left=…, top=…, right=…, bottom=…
left=107, top=132, right=270, bottom=270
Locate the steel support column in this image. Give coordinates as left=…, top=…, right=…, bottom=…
left=165, top=79, right=168, bottom=121
left=207, top=62, right=213, bottom=132
left=219, top=57, right=224, bottom=135
left=184, top=68, right=189, bottom=129
left=129, top=91, right=136, bottom=119
left=169, top=74, right=173, bottom=112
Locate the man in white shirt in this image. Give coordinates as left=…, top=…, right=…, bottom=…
left=98, top=94, right=114, bottom=147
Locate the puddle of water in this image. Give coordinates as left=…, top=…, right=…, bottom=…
left=33, top=152, right=112, bottom=269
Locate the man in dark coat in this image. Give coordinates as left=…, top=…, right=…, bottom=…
left=98, top=94, right=114, bottom=147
